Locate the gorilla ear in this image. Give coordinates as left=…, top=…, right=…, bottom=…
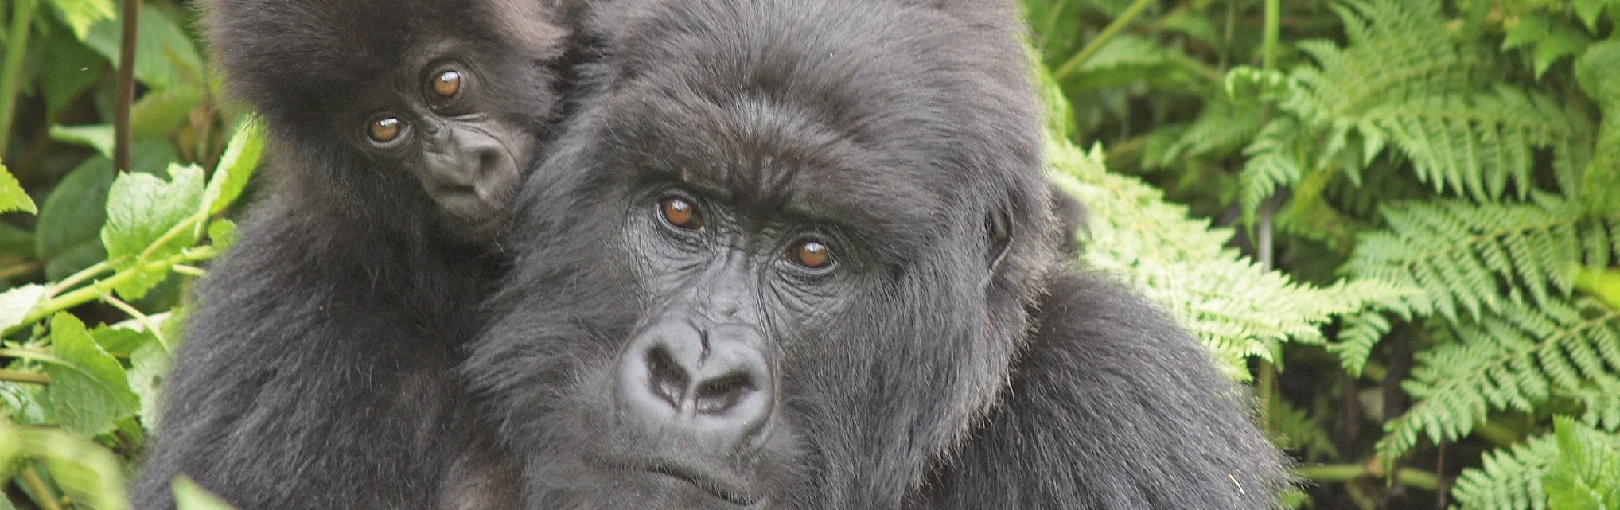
left=984, top=208, right=1014, bottom=275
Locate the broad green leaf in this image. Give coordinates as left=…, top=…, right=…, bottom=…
left=35, top=157, right=114, bottom=279
left=82, top=3, right=204, bottom=90
left=45, top=0, right=117, bottom=40
left=49, top=125, right=115, bottom=158
left=0, top=285, right=47, bottom=331
left=1531, top=22, right=1591, bottom=78
left=90, top=322, right=152, bottom=355
left=1022, top=0, right=1084, bottom=65
left=40, top=314, right=139, bottom=436
left=129, top=339, right=171, bottom=431
left=1576, top=42, right=1620, bottom=214
left=207, top=219, right=238, bottom=252
left=0, top=223, right=32, bottom=258
left=18, top=425, right=131, bottom=510
left=36, top=15, right=107, bottom=117
left=1572, top=0, right=1609, bottom=32
left=101, top=164, right=205, bottom=300
left=0, top=164, right=36, bottom=214
left=1503, top=14, right=1549, bottom=51
left=0, top=382, right=46, bottom=425
left=132, top=86, right=206, bottom=138
left=1577, top=42, right=1620, bottom=106
left=174, top=475, right=237, bottom=510
left=203, top=119, right=265, bottom=216
left=1542, top=416, right=1620, bottom=510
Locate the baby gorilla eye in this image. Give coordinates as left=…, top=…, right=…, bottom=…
left=430, top=69, right=462, bottom=99
left=659, top=197, right=704, bottom=230
left=366, top=115, right=406, bottom=144
left=787, top=239, right=833, bottom=269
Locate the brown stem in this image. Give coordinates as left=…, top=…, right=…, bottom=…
left=114, top=0, right=141, bottom=171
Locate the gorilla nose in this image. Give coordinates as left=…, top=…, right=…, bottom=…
left=616, top=322, right=775, bottom=450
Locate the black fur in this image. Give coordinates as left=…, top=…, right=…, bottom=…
left=912, top=270, right=1293, bottom=507
left=467, top=0, right=1289, bottom=508
left=131, top=0, right=571, bottom=508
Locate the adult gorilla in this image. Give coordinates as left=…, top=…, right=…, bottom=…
left=467, top=0, right=1291, bottom=507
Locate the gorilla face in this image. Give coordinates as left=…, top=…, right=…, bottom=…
left=205, top=0, right=568, bottom=240
left=346, top=44, right=533, bottom=231
left=468, top=0, right=1059, bottom=507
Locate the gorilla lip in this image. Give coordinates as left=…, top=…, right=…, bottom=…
left=618, top=461, right=760, bottom=506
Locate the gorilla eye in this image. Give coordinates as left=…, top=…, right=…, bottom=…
left=659, top=197, right=704, bottom=230
left=430, top=69, right=462, bottom=99
left=788, top=239, right=833, bottom=269
left=366, top=115, right=406, bottom=144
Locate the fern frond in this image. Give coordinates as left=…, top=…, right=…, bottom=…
left=1155, top=102, right=1268, bottom=167
left=1361, top=86, right=1588, bottom=201
left=1238, top=118, right=1305, bottom=228
left=1452, top=418, right=1620, bottom=510
left=1329, top=311, right=1391, bottom=376
left=1277, top=0, right=1592, bottom=201
left=1377, top=299, right=1620, bottom=461
left=1451, top=433, right=1559, bottom=510
left=1561, top=376, right=1620, bottom=431
left=1046, top=138, right=1413, bottom=378
left=1270, top=398, right=1340, bottom=462
left=1343, top=196, right=1607, bottom=324
left=1288, top=0, right=1493, bottom=121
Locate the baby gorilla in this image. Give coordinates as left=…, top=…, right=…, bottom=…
left=132, top=0, right=572, bottom=508
left=468, top=0, right=1288, bottom=507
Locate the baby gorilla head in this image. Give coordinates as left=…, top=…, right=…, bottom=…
left=205, top=0, right=570, bottom=240
left=468, top=0, right=1062, bottom=507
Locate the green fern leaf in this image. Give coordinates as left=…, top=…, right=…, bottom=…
left=1452, top=433, right=1559, bottom=510
left=1269, top=399, right=1340, bottom=462
left=1274, top=0, right=1591, bottom=201
left=1378, top=299, right=1620, bottom=461
left=1047, top=138, right=1413, bottom=378
left=1345, top=197, right=1603, bottom=324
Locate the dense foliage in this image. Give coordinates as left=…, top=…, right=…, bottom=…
left=0, top=0, right=1616, bottom=508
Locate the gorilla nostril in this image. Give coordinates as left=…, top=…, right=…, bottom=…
left=694, top=373, right=755, bottom=415
left=645, top=346, right=689, bottom=409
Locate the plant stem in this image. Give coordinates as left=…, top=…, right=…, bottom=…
left=1262, top=0, right=1279, bottom=70
left=48, top=260, right=114, bottom=298
left=101, top=293, right=166, bottom=350
left=114, top=0, right=141, bottom=171
left=1054, top=0, right=1155, bottom=81
left=0, top=368, right=48, bottom=384
left=1296, top=464, right=1441, bottom=491
left=6, top=247, right=217, bottom=335
left=0, top=0, right=37, bottom=158
left=20, top=464, right=63, bottom=510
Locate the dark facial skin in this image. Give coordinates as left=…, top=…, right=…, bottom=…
left=130, top=0, right=573, bottom=508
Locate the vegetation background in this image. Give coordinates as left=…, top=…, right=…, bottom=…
left=0, top=0, right=1618, bottom=508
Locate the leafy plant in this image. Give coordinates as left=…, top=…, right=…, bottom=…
left=4, top=0, right=1616, bottom=508
left=1025, top=0, right=1620, bottom=507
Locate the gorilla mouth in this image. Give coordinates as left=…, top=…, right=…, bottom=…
left=636, top=462, right=761, bottom=507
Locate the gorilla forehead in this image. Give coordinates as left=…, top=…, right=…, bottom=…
left=205, top=0, right=563, bottom=124
left=589, top=0, right=1036, bottom=239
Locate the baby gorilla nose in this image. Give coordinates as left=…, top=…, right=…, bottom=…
left=420, top=134, right=520, bottom=225
left=616, top=321, right=776, bottom=452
